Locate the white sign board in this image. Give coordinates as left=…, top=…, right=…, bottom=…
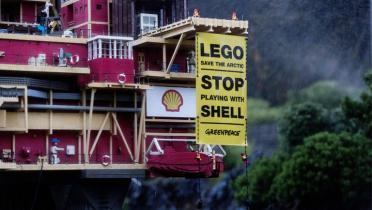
left=146, top=86, right=196, bottom=118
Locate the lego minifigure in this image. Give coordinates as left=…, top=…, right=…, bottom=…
left=193, top=9, right=200, bottom=17
left=50, top=138, right=64, bottom=164
left=232, top=11, right=238, bottom=20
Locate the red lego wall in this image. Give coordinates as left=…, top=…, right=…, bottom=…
left=0, top=39, right=88, bottom=67
left=61, top=0, right=109, bottom=37
left=61, top=4, right=74, bottom=25
left=21, top=2, right=37, bottom=23
left=115, top=113, right=135, bottom=163
left=78, top=58, right=134, bottom=85
left=61, top=0, right=88, bottom=27
left=91, top=24, right=109, bottom=36
left=15, top=132, right=46, bottom=164
left=91, top=0, right=108, bottom=22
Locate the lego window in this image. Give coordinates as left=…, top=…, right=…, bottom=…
left=1, top=1, right=20, bottom=22
left=143, top=16, right=150, bottom=24
left=96, top=4, right=102, bottom=10
left=139, top=13, right=158, bottom=34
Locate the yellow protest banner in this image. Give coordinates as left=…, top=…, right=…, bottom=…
left=196, top=32, right=247, bottom=146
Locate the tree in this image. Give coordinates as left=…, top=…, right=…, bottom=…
left=287, top=81, right=347, bottom=109
left=272, top=132, right=372, bottom=210
left=233, top=72, right=372, bottom=210
left=232, top=155, right=284, bottom=209
left=279, top=102, right=329, bottom=152
left=233, top=132, right=372, bottom=210
left=342, top=72, right=372, bottom=138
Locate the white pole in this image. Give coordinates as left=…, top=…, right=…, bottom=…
left=113, top=40, right=117, bottom=59
left=98, top=39, right=102, bottom=58
left=109, top=40, right=112, bottom=58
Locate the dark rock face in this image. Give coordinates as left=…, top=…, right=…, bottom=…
left=126, top=123, right=274, bottom=209
left=127, top=168, right=246, bottom=210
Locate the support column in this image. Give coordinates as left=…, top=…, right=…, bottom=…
left=113, top=91, right=117, bottom=135
left=24, top=86, right=28, bottom=133
left=49, top=90, right=53, bottom=135
left=86, top=89, right=96, bottom=163
left=78, top=135, right=82, bottom=164
left=136, top=96, right=143, bottom=162
left=109, top=135, right=113, bottom=164
left=46, top=135, right=49, bottom=163
left=162, top=44, right=167, bottom=71
left=48, top=90, right=53, bottom=163
left=12, top=134, right=15, bottom=161
left=136, top=93, right=146, bottom=163
left=82, top=90, right=87, bottom=163
left=134, top=92, right=138, bottom=162
left=87, top=0, right=92, bottom=37
left=142, top=93, right=146, bottom=163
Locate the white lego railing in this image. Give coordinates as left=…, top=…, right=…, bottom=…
left=87, top=36, right=134, bottom=60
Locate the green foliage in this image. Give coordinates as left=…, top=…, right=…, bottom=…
left=272, top=132, right=372, bottom=210
left=288, top=81, right=347, bottom=109
left=364, top=71, right=372, bottom=90
left=342, top=72, right=372, bottom=138
left=233, top=155, right=285, bottom=209
left=279, top=102, right=329, bottom=152
left=248, top=98, right=282, bottom=124
left=233, top=72, right=372, bottom=210
left=233, top=133, right=372, bottom=210
left=327, top=108, right=350, bottom=133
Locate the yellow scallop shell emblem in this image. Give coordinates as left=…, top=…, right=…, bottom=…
left=162, top=89, right=183, bottom=112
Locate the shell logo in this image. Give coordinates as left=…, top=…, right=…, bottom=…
left=162, top=89, right=183, bottom=112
